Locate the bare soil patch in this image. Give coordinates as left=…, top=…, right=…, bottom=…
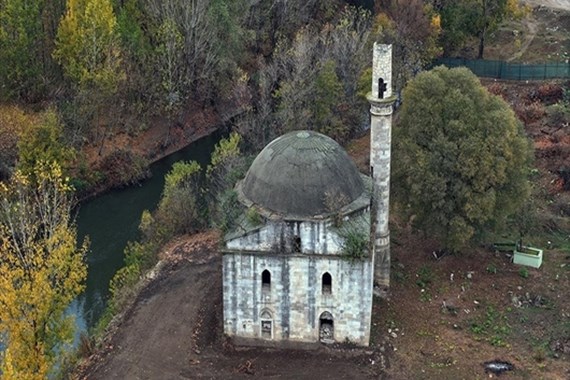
left=76, top=233, right=388, bottom=379
left=76, top=220, right=570, bottom=379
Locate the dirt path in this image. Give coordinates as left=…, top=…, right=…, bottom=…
left=507, top=17, right=538, bottom=62
left=523, top=0, right=570, bottom=11
left=78, top=235, right=386, bottom=380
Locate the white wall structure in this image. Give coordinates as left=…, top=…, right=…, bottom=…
left=222, top=130, right=376, bottom=346
left=222, top=43, right=395, bottom=345
left=222, top=251, right=373, bottom=345
left=367, top=43, right=395, bottom=295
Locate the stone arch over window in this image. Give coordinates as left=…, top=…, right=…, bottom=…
left=319, top=311, right=334, bottom=343
left=262, top=269, right=271, bottom=292
left=322, top=272, right=332, bottom=295
left=260, top=309, right=273, bottom=339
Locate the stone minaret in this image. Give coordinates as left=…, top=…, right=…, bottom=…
left=367, top=43, right=395, bottom=297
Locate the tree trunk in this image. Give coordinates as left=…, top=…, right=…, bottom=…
left=478, top=31, right=485, bottom=59
left=478, top=0, right=488, bottom=59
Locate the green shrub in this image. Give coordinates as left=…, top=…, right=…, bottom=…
left=246, top=207, right=262, bottom=226
left=486, top=263, right=498, bottom=274
left=214, top=189, right=242, bottom=234
left=157, top=160, right=207, bottom=238
left=416, top=265, right=434, bottom=288
left=341, top=230, right=369, bottom=260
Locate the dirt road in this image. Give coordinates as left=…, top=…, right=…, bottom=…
left=80, top=237, right=385, bottom=379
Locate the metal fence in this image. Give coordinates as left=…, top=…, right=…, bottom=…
left=435, top=58, right=570, bottom=80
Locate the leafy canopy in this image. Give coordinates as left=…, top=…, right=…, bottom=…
left=394, top=66, right=532, bottom=251
left=0, top=161, right=88, bottom=379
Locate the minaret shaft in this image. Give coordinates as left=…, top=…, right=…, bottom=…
left=367, top=43, right=395, bottom=296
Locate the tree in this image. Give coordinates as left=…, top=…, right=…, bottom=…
left=271, top=7, right=372, bottom=142
left=0, top=0, right=65, bottom=101
left=156, top=161, right=207, bottom=237
left=393, top=66, right=532, bottom=251
left=206, top=133, right=248, bottom=230
left=373, top=0, right=442, bottom=93
left=434, top=0, right=528, bottom=58
left=0, top=161, right=88, bottom=379
left=154, top=18, right=184, bottom=146
left=17, top=109, right=75, bottom=176
left=313, top=60, right=344, bottom=140
left=0, top=105, right=34, bottom=181
left=54, top=0, right=124, bottom=154
left=144, top=0, right=248, bottom=104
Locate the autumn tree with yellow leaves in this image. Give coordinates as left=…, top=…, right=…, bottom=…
left=0, top=161, right=88, bottom=379
left=54, top=0, right=124, bottom=155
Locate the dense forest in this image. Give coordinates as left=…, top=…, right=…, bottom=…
left=0, top=0, right=527, bottom=192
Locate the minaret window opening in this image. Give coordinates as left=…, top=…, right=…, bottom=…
left=322, top=272, right=332, bottom=295
left=378, top=78, right=387, bottom=99
left=262, top=269, right=271, bottom=292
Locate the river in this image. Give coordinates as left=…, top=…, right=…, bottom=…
left=69, top=130, right=222, bottom=333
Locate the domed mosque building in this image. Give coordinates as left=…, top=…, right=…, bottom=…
left=222, top=44, right=395, bottom=346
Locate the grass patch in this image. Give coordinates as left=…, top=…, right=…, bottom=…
left=470, top=305, right=512, bottom=347
left=416, top=265, right=434, bottom=289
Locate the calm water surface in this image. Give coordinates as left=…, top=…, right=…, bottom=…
left=69, top=131, right=221, bottom=332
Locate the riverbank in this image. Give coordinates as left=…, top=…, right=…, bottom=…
left=75, top=100, right=240, bottom=201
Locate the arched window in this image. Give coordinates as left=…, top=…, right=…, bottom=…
left=322, top=272, right=332, bottom=294
left=262, top=269, right=271, bottom=292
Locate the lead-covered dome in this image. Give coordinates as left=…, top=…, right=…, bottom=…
left=240, top=130, right=364, bottom=218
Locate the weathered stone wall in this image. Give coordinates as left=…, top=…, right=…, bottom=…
left=368, top=42, right=394, bottom=292
left=223, top=252, right=373, bottom=345
left=226, top=219, right=347, bottom=255
left=371, top=43, right=392, bottom=99
left=226, top=220, right=339, bottom=254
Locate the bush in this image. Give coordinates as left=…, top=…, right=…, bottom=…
left=515, top=101, right=546, bottom=124
left=157, top=161, right=207, bottom=238
left=246, top=207, right=262, bottom=226
left=109, top=240, right=158, bottom=310
left=214, top=190, right=242, bottom=234
left=546, top=102, right=570, bottom=127
left=518, top=267, right=529, bottom=278
left=486, top=82, right=507, bottom=99
left=536, top=83, right=563, bottom=105
left=96, top=149, right=150, bottom=188
left=340, top=229, right=369, bottom=260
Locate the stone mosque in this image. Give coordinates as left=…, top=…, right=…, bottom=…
left=222, top=44, right=396, bottom=346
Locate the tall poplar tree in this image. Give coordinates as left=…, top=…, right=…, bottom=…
left=0, top=161, right=88, bottom=379
left=54, top=0, right=123, bottom=87
left=54, top=0, right=124, bottom=153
